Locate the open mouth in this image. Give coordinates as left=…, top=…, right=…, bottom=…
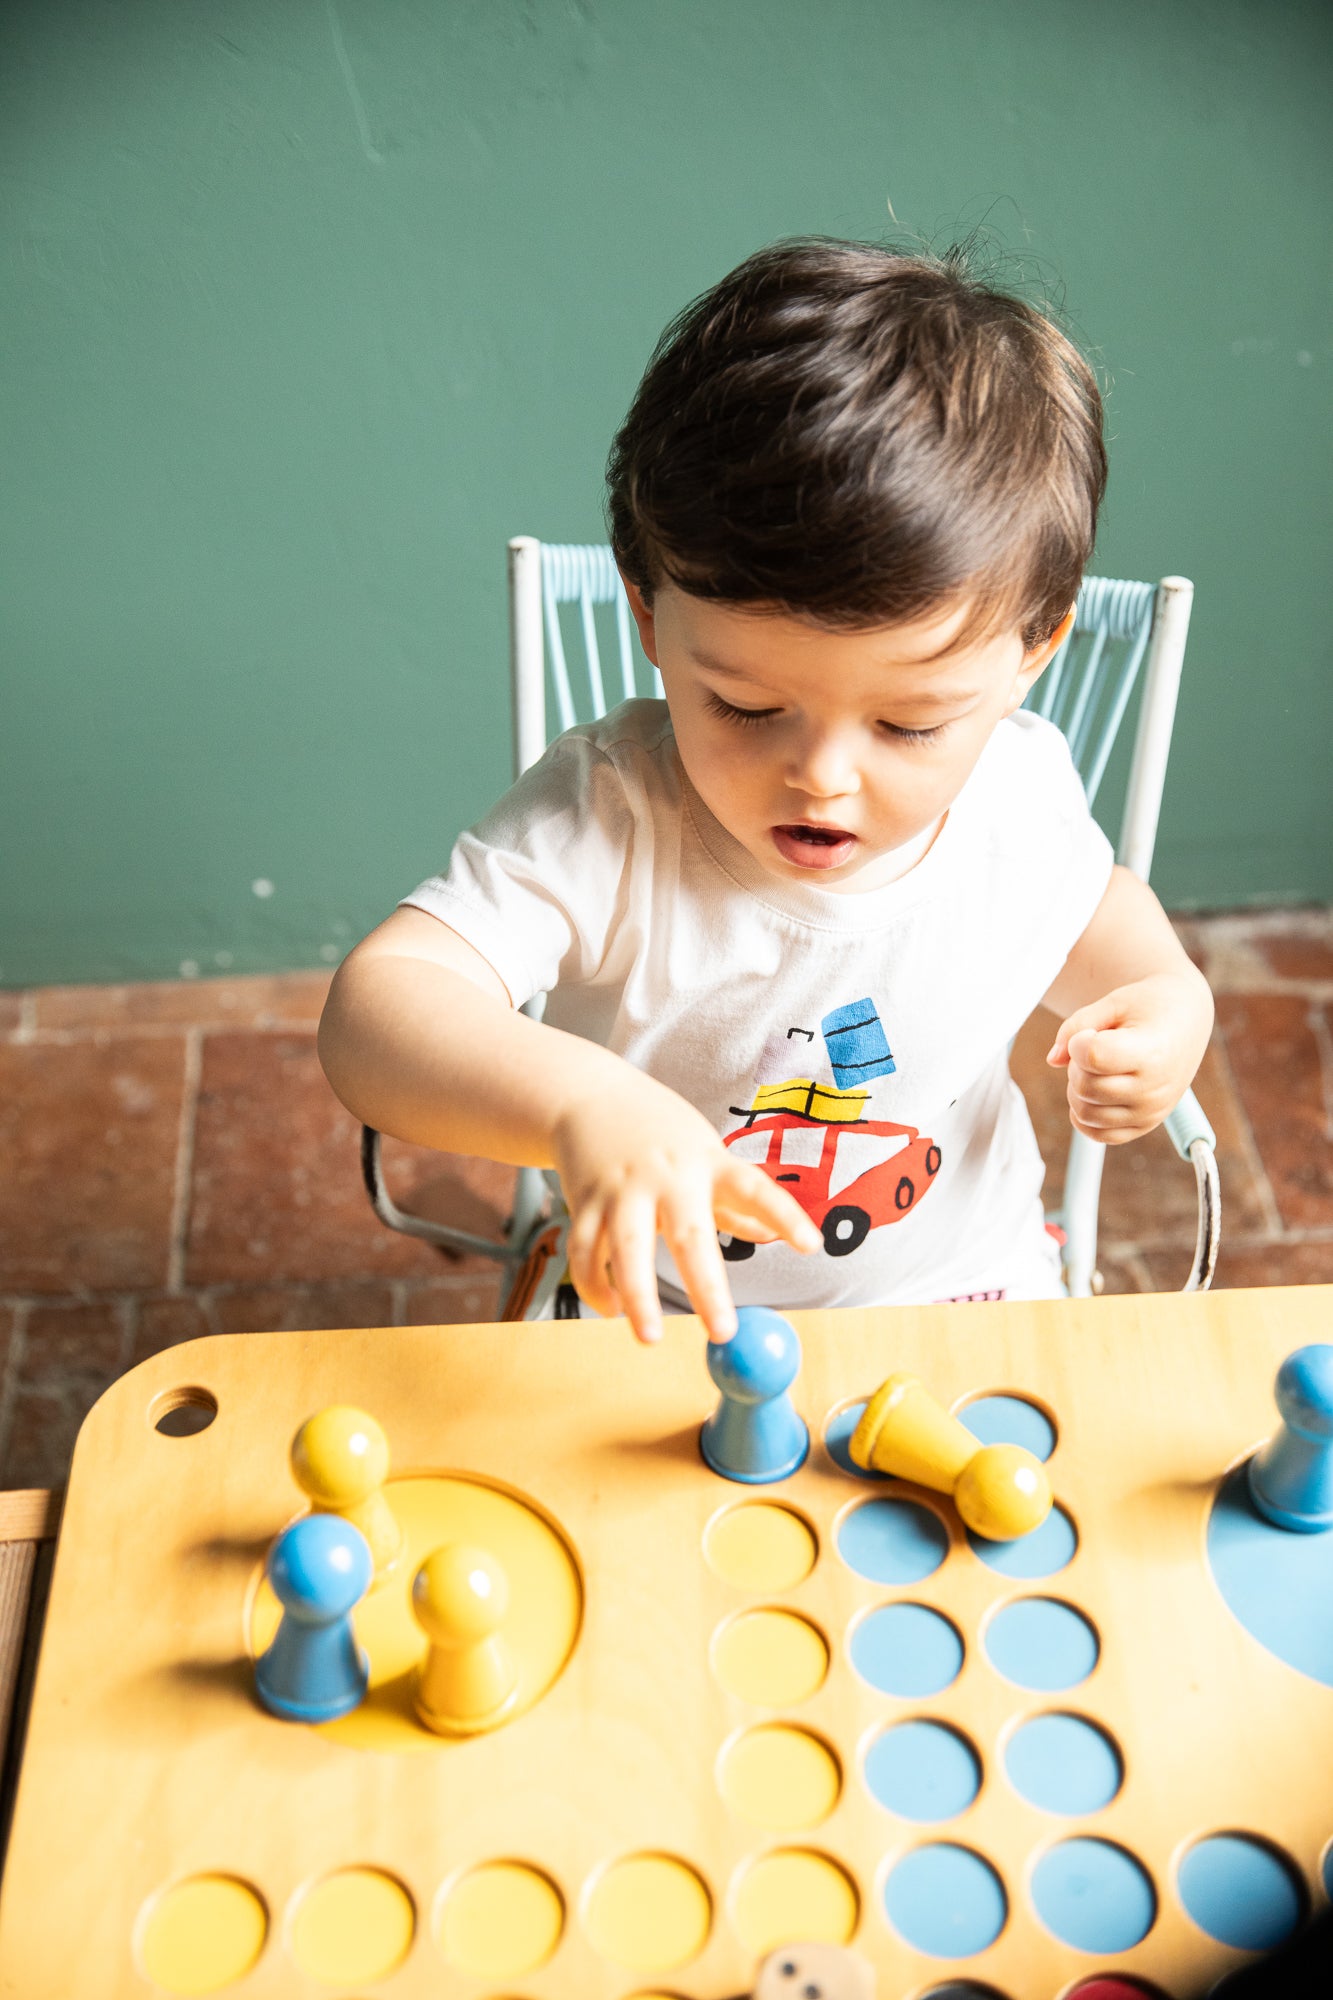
left=771, top=822, right=857, bottom=870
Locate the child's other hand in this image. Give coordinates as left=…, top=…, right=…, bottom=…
left=1046, top=971, right=1212, bottom=1144
left=552, top=1078, right=821, bottom=1346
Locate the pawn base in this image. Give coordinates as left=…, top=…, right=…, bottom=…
left=699, top=1418, right=809, bottom=1485
left=1247, top=1458, right=1333, bottom=1534
left=255, top=1651, right=370, bottom=1725
left=412, top=1678, right=519, bottom=1738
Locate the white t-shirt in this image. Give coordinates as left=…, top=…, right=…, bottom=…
left=404, top=700, right=1114, bottom=1308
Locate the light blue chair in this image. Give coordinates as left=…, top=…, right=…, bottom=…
left=364, top=540, right=1219, bottom=1304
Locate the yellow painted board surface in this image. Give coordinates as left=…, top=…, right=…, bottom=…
left=1, top=1289, right=1331, bottom=1996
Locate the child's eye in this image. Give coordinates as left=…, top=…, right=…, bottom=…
left=705, top=692, right=780, bottom=727
left=881, top=721, right=946, bottom=745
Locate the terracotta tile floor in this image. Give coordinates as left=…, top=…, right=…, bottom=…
left=1, top=910, right=1331, bottom=1491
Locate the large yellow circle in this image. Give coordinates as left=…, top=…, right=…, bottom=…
left=138, top=1875, right=267, bottom=1995
left=712, top=1607, right=829, bottom=1706
left=704, top=1503, right=817, bottom=1593
left=584, top=1853, right=712, bottom=1972
left=718, top=1725, right=842, bottom=1831
left=435, top=1862, right=564, bottom=1976
left=288, top=1868, right=415, bottom=1984
left=732, top=1849, right=859, bottom=1953
left=249, top=1474, right=582, bottom=1752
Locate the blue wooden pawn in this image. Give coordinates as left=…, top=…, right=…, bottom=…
left=255, top=1513, right=374, bottom=1722
left=700, top=1306, right=809, bottom=1484
left=1248, top=1343, right=1333, bottom=1533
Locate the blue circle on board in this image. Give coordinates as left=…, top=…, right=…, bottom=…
left=1030, top=1837, right=1156, bottom=1953
left=837, top=1496, right=950, bottom=1585
left=968, top=1502, right=1077, bottom=1579
left=850, top=1602, right=964, bottom=1697
left=864, top=1720, right=981, bottom=1822
left=1176, top=1834, right=1305, bottom=1952
left=984, top=1596, right=1099, bottom=1691
left=1003, top=1712, right=1122, bottom=1815
left=825, top=1401, right=893, bottom=1481
left=882, top=1843, right=1007, bottom=1957
left=959, top=1394, right=1057, bottom=1462
left=1208, top=1463, right=1333, bottom=1686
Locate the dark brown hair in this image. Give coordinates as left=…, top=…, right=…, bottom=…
left=606, top=238, right=1107, bottom=649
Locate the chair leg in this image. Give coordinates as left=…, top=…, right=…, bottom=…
left=1061, top=1129, right=1107, bottom=1297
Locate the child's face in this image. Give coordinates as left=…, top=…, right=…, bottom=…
left=625, top=581, right=1071, bottom=892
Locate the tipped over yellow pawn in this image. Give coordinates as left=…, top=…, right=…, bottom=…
left=850, top=1372, right=1051, bottom=1541
left=412, top=1543, right=518, bottom=1737
left=290, top=1405, right=404, bottom=1584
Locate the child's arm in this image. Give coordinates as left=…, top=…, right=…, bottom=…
left=318, top=907, right=821, bottom=1344
left=1041, top=865, right=1214, bottom=1143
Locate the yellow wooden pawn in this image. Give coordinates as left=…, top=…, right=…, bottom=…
left=290, top=1406, right=404, bottom=1585
left=411, top=1544, right=518, bottom=1737
left=849, top=1373, right=1051, bottom=1540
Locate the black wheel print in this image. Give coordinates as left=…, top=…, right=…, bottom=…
left=719, top=1232, right=757, bottom=1262
left=821, top=1205, right=870, bottom=1257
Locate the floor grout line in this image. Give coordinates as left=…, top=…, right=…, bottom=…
left=166, top=1028, right=204, bottom=1295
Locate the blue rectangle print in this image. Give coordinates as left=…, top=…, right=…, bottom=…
left=821, top=997, right=895, bottom=1084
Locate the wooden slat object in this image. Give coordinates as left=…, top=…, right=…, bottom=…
left=0, top=1292, right=1331, bottom=1997
left=0, top=1490, right=62, bottom=1871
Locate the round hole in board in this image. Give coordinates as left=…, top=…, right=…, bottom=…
left=150, top=1386, right=219, bottom=1437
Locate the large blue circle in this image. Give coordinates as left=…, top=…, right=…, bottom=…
left=968, top=1502, right=1077, bottom=1579
left=1004, top=1712, right=1122, bottom=1815
left=837, top=1496, right=950, bottom=1584
left=959, top=1394, right=1057, bottom=1462
left=1030, top=1837, right=1155, bottom=1952
left=850, top=1602, right=964, bottom=1697
left=864, top=1720, right=981, bottom=1822
left=1208, top=1463, right=1333, bottom=1685
left=984, top=1596, right=1099, bottom=1691
left=882, top=1844, right=1007, bottom=1957
left=1177, top=1834, right=1304, bottom=1952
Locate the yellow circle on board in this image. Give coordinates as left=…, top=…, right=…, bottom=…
left=704, top=1503, right=817, bottom=1593
left=712, top=1606, right=829, bottom=1706
left=584, top=1854, right=712, bottom=1972
left=718, top=1725, right=842, bottom=1831
left=248, top=1474, right=582, bottom=1752
left=288, top=1868, right=415, bottom=1985
left=731, top=1849, right=859, bottom=1953
left=138, top=1875, right=267, bottom=1995
left=435, top=1862, right=564, bottom=1976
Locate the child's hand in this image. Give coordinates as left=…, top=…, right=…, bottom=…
left=1046, top=971, right=1212, bottom=1144
left=552, top=1076, right=821, bottom=1346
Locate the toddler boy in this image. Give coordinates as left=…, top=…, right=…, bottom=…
left=319, top=240, right=1213, bottom=1343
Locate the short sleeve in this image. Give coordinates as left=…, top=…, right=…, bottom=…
left=401, top=730, right=638, bottom=1007
left=984, top=711, right=1115, bottom=995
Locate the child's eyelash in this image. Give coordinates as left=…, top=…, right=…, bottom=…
left=705, top=693, right=779, bottom=727
left=883, top=722, right=946, bottom=745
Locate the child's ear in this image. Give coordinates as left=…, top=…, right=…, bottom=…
left=620, top=575, right=660, bottom=666
left=1005, top=603, right=1076, bottom=714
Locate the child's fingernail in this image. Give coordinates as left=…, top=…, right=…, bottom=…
left=639, top=1321, right=662, bottom=1345
left=1045, top=1042, right=1061, bottom=1062
left=712, top=1313, right=738, bottom=1343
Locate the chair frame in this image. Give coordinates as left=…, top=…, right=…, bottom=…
left=364, top=539, right=1219, bottom=1303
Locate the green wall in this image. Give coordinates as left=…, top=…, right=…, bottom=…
left=3, top=0, right=1330, bottom=986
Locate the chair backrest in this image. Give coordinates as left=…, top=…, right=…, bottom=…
left=508, top=537, right=1193, bottom=883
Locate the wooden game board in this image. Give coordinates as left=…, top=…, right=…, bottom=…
left=2, top=1286, right=1332, bottom=1997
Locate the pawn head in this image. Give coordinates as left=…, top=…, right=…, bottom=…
left=267, top=1513, right=373, bottom=1622
left=413, top=1544, right=509, bottom=1648
left=291, top=1405, right=390, bottom=1508
left=955, top=1443, right=1052, bottom=1541
left=706, top=1307, right=801, bottom=1405
left=1274, top=1344, right=1333, bottom=1441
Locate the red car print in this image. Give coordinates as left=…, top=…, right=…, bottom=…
left=720, top=1110, right=941, bottom=1260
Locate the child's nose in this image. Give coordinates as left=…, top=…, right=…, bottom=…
left=786, top=730, right=860, bottom=800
